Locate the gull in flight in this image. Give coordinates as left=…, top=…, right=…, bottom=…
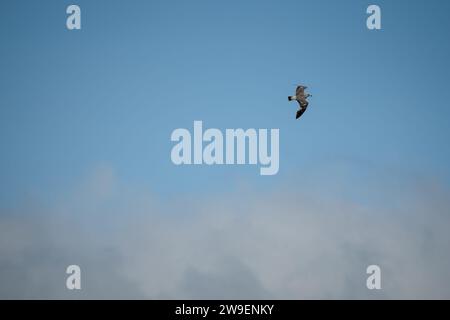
left=288, top=85, right=312, bottom=119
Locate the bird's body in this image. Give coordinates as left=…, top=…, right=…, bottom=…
left=288, top=85, right=312, bottom=119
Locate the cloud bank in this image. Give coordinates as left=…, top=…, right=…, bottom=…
left=1, top=165, right=450, bottom=299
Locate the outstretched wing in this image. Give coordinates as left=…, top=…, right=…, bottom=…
left=296, top=86, right=305, bottom=97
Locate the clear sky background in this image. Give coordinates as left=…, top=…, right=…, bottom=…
left=1, top=0, right=450, bottom=299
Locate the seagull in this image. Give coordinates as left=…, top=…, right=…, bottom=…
left=288, top=85, right=312, bottom=119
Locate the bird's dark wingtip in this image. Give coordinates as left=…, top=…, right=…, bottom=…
left=296, top=109, right=305, bottom=119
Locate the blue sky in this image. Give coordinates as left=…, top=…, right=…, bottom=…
left=1, top=0, right=450, bottom=205
left=1, top=0, right=450, bottom=299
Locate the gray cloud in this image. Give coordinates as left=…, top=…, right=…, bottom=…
left=1, top=165, right=450, bottom=299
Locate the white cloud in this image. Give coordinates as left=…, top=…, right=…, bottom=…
left=1, top=165, right=449, bottom=299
